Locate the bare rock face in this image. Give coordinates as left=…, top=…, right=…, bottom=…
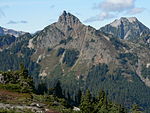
left=32, top=10, right=83, bottom=49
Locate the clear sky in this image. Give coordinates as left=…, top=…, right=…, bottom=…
left=0, top=0, right=150, bottom=33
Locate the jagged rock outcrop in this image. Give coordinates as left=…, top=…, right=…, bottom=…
left=58, top=11, right=81, bottom=27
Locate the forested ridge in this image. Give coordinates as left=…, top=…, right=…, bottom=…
left=0, top=65, right=144, bottom=113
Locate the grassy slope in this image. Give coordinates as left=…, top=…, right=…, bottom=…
left=0, top=88, right=75, bottom=113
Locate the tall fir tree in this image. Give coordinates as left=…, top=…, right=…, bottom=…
left=80, top=90, right=93, bottom=113
left=53, top=80, right=64, bottom=98
left=96, top=90, right=108, bottom=113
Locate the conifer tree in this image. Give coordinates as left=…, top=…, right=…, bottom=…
left=96, top=90, right=108, bottom=113
left=19, top=64, right=34, bottom=93
left=75, top=89, right=82, bottom=105
left=54, top=80, right=64, bottom=98
left=80, top=90, right=93, bottom=113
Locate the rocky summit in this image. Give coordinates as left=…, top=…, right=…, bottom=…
left=0, top=11, right=150, bottom=112
left=100, top=17, right=150, bottom=40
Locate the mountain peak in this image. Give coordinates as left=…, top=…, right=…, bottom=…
left=127, top=17, right=137, bottom=23
left=110, top=17, right=138, bottom=27
left=120, top=17, right=137, bottom=23
left=100, top=17, right=150, bottom=40
left=58, top=11, right=81, bottom=26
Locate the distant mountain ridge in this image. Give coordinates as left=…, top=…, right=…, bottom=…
left=0, top=26, right=26, bottom=37
left=100, top=17, right=150, bottom=40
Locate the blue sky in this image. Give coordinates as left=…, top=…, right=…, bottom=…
left=0, top=0, right=150, bottom=33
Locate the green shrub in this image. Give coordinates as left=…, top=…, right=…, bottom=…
left=0, top=84, right=21, bottom=92
left=47, top=47, right=52, bottom=52
left=118, top=53, right=138, bottom=65
left=59, top=37, right=73, bottom=45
